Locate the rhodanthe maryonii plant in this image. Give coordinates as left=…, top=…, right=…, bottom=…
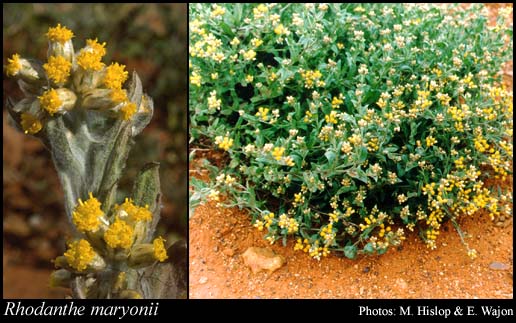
left=5, top=23, right=185, bottom=298
left=189, top=4, right=513, bottom=260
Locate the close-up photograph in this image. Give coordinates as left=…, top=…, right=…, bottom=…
left=188, top=3, right=513, bottom=299
left=3, top=3, right=187, bottom=299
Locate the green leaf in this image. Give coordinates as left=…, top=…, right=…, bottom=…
left=344, top=245, right=357, bottom=259
left=357, top=146, right=368, bottom=164
left=325, top=150, right=336, bottom=164
left=132, top=162, right=161, bottom=242
left=363, top=242, right=375, bottom=254
left=219, top=22, right=234, bottom=37
left=346, top=168, right=368, bottom=184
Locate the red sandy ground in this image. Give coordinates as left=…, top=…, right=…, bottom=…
left=189, top=194, right=512, bottom=299
left=189, top=3, right=513, bottom=299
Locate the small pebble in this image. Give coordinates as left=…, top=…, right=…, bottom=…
left=489, top=262, right=510, bottom=271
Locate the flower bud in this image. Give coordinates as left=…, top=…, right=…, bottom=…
left=46, top=23, right=75, bottom=63
left=5, top=54, right=46, bottom=85
left=58, top=239, right=107, bottom=273
left=38, top=88, right=77, bottom=116
left=128, top=237, right=168, bottom=269
left=48, top=41, right=74, bottom=64
left=49, top=269, right=72, bottom=288
left=128, top=243, right=156, bottom=269
left=81, top=88, right=128, bottom=111
left=81, top=88, right=116, bottom=110
left=72, top=68, right=105, bottom=93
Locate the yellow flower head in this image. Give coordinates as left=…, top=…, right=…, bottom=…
left=77, top=51, right=104, bottom=71
left=243, top=49, right=256, bottom=61
left=38, top=89, right=62, bottom=116
left=20, top=112, right=43, bottom=134
left=6, top=53, right=21, bottom=76
left=77, top=39, right=106, bottom=71
left=86, top=38, right=106, bottom=57
left=104, top=218, right=134, bottom=250
left=64, top=239, right=95, bottom=272
left=72, top=192, right=104, bottom=233
left=272, top=146, right=285, bottom=160
left=120, top=102, right=137, bottom=120
left=425, top=135, right=437, bottom=148
left=274, top=24, right=287, bottom=35
left=117, top=198, right=152, bottom=222
left=46, top=23, right=74, bottom=44
left=110, top=88, right=128, bottom=104
left=104, top=62, right=128, bottom=89
left=44, top=55, right=72, bottom=84
left=153, top=237, right=168, bottom=262
left=215, top=136, right=233, bottom=151
left=190, top=71, right=202, bottom=86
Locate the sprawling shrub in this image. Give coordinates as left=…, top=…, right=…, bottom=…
left=190, top=4, right=513, bottom=259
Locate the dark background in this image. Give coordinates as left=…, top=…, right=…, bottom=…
left=3, top=3, right=187, bottom=298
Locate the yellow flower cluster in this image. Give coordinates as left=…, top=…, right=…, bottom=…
left=72, top=192, right=104, bottom=233
left=211, top=4, right=226, bottom=17
left=331, top=95, right=344, bottom=109
left=104, top=62, right=128, bottom=89
left=253, top=4, right=268, bottom=19
left=377, top=223, right=391, bottom=238
left=38, top=89, right=62, bottom=116
left=104, top=218, right=134, bottom=250
left=359, top=214, right=377, bottom=232
left=274, top=24, right=288, bottom=36
left=69, top=193, right=163, bottom=260
left=46, top=23, right=74, bottom=44
left=308, top=241, right=330, bottom=260
left=20, top=112, right=43, bottom=135
left=278, top=213, right=299, bottom=234
left=425, top=135, right=437, bottom=148
left=256, top=107, right=270, bottom=121
left=320, top=223, right=335, bottom=244
left=208, top=90, right=222, bottom=111
left=64, top=239, right=95, bottom=272
left=414, top=90, right=432, bottom=110
left=473, top=135, right=489, bottom=153
left=242, top=49, right=256, bottom=61
left=215, top=135, right=234, bottom=151
left=447, top=104, right=471, bottom=132
left=253, top=219, right=264, bottom=231
left=325, top=110, right=338, bottom=124
left=190, top=30, right=225, bottom=63
left=116, top=198, right=152, bottom=222
left=292, top=192, right=305, bottom=207
left=153, top=237, right=168, bottom=262
left=77, top=38, right=106, bottom=71
left=263, top=212, right=275, bottom=229
left=110, top=88, right=128, bottom=104
left=44, top=55, right=72, bottom=84
left=6, top=54, right=22, bottom=76
left=367, top=137, right=379, bottom=152
left=119, top=102, right=137, bottom=121
left=272, top=146, right=284, bottom=160
left=190, top=71, right=202, bottom=86
left=300, top=69, right=324, bottom=89
left=294, top=238, right=311, bottom=253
